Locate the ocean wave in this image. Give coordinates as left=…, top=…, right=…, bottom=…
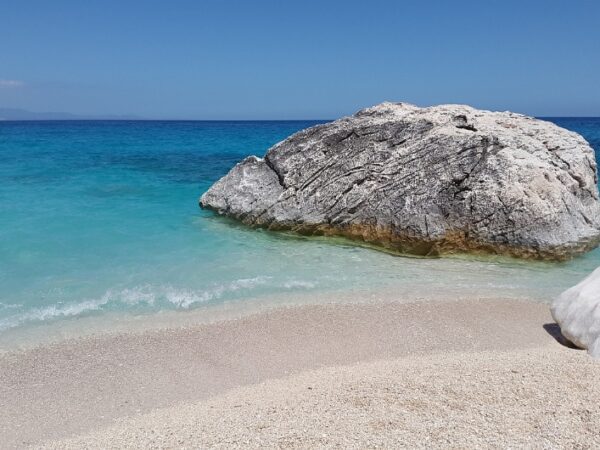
left=0, top=276, right=317, bottom=332
left=0, top=297, right=110, bottom=332
left=281, top=280, right=316, bottom=289
left=0, top=302, right=22, bottom=311
left=161, top=276, right=272, bottom=308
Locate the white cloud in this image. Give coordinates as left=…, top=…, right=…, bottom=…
left=0, top=79, right=25, bottom=88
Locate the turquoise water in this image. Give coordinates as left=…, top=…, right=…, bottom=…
left=1, top=118, right=600, bottom=333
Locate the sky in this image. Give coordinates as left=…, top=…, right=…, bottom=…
left=1, top=0, right=599, bottom=119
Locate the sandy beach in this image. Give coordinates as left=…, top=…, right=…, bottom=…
left=1, top=297, right=598, bottom=448
left=3, top=1, right=600, bottom=448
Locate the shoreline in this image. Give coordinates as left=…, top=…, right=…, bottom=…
left=0, top=288, right=548, bottom=353
left=1, top=296, right=590, bottom=448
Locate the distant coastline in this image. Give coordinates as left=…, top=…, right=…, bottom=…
left=0, top=107, right=143, bottom=121
left=1, top=107, right=599, bottom=122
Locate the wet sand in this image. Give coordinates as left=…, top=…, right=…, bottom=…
left=0, top=298, right=597, bottom=448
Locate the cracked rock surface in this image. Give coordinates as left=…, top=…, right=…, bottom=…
left=200, top=102, right=600, bottom=259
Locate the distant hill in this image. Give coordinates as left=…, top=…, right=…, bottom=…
left=0, top=108, right=142, bottom=121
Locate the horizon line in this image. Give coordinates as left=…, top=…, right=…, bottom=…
left=0, top=118, right=334, bottom=123
left=2, top=116, right=600, bottom=122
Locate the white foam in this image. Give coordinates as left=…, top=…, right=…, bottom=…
left=0, top=302, right=21, bottom=311
left=118, top=287, right=157, bottom=306
left=0, top=296, right=110, bottom=332
left=163, top=277, right=272, bottom=308
left=281, top=279, right=316, bottom=289
left=0, top=276, right=319, bottom=332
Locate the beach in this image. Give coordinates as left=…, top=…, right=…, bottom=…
left=2, top=296, right=599, bottom=448
left=3, top=1, right=600, bottom=447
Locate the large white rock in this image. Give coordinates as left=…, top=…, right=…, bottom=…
left=201, top=102, right=600, bottom=260
left=551, top=267, right=600, bottom=357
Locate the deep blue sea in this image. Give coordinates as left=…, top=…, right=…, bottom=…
left=1, top=118, right=600, bottom=336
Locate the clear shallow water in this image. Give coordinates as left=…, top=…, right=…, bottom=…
left=1, top=118, right=600, bottom=334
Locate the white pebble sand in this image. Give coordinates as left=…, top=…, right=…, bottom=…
left=0, top=298, right=598, bottom=448
left=50, top=348, right=600, bottom=449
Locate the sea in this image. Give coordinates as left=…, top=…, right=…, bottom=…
left=1, top=118, right=600, bottom=339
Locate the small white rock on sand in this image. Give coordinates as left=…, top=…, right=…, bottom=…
left=1, top=298, right=599, bottom=448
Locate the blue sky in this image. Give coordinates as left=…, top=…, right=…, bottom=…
left=1, top=0, right=599, bottom=119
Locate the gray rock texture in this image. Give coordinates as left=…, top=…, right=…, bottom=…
left=200, top=102, right=600, bottom=259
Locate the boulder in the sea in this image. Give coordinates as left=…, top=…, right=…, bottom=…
left=551, top=267, right=600, bottom=357
left=201, top=102, right=600, bottom=259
